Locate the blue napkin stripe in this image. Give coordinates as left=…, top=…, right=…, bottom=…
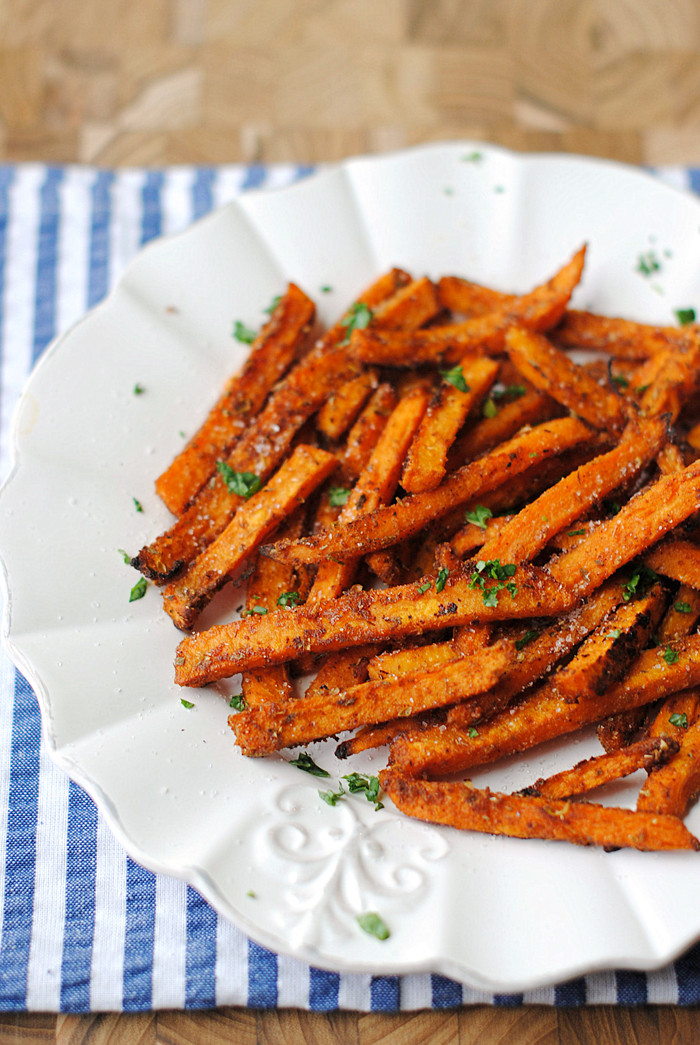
left=0, top=673, right=41, bottom=1010
left=87, top=170, right=115, bottom=309
left=185, top=887, right=217, bottom=1008
left=60, top=783, right=98, bottom=1012
left=32, top=167, right=63, bottom=364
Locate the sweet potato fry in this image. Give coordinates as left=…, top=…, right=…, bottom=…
left=302, top=644, right=377, bottom=702
left=638, top=338, right=700, bottom=422
left=645, top=539, right=700, bottom=589
left=155, top=283, right=315, bottom=516
left=262, top=417, right=593, bottom=567
left=637, top=713, right=700, bottom=817
left=306, top=383, right=430, bottom=608
left=371, top=275, right=441, bottom=331
left=348, top=246, right=586, bottom=367
left=505, top=326, right=625, bottom=432
left=316, top=368, right=379, bottom=441
left=522, top=736, right=679, bottom=800
left=553, top=310, right=694, bottom=360
left=239, top=511, right=305, bottom=708
left=337, top=382, right=398, bottom=482
left=548, top=459, right=700, bottom=597
left=230, top=642, right=509, bottom=756
left=437, top=275, right=514, bottom=316
left=480, top=417, right=666, bottom=564
left=647, top=690, right=700, bottom=741
left=380, top=773, right=700, bottom=852
left=447, top=388, right=561, bottom=470
left=174, top=561, right=571, bottom=686
left=657, top=585, right=700, bottom=643
left=392, top=588, right=672, bottom=778
left=162, top=444, right=337, bottom=630
left=596, top=708, right=650, bottom=755
left=133, top=269, right=410, bottom=582
left=401, top=356, right=499, bottom=493
left=367, top=640, right=462, bottom=681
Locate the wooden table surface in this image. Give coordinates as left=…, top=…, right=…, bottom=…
left=4, top=1, right=700, bottom=1042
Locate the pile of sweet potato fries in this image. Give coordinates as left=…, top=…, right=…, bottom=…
left=132, top=246, right=700, bottom=852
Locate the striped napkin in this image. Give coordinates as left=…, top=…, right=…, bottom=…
left=1, top=162, right=700, bottom=1013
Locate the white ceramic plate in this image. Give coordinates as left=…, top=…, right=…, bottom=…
left=2, top=143, right=700, bottom=994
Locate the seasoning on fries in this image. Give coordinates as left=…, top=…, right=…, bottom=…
left=130, top=247, right=700, bottom=853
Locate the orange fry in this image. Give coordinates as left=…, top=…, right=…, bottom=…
left=174, top=561, right=571, bottom=686
left=230, top=643, right=509, bottom=756
left=348, top=246, right=586, bottom=367
left=401, top=356, right=499, bottom=493
left=447, top=388, right=561, bottom=470
left=380, top=773, right=699, bottom=852
left=553, top=309, right=695, bottom=359
left=548, top=459, right=700, bottom=597
left=638, top=715, right=700, bottom=817
left=480, top=417, right=665, bottom=565
left=338, top=382, right=398, bottom=482
left=505, top=326, right=625, bottom=431
left=306, top=383, right=430, bottom=608
left=162, top=444, right=337, bottom=630
left=522, top=736, right=679, bottom=800
left=262, top=417, right=593, bottom=567
left=645, top=539, right=700, bottom=589
left=156, top=283, right=315, bottom=516
left=316, top=369, right=379, bottom=441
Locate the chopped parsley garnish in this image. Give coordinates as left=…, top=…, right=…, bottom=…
left=289, top=753, right=330, bottom=777
left=467, top=727, right=479, bottom=738
left=605, top=499, right=621, bottom=516
left=118, top=548, right=131, bottom=564
left=623, top=564, right=658, bottom=602
left=567, top=528, right=586, bottom=537
left=246, top=606, right=268, bottom=616
left=608, top=629, right=621, bottom=640
left=246, top=889, right=256, bottom=898
left=181, top=698, right=195, bottom=709
left=319, top=786, right=345, bottom=806
left=320, top=285, right=333, bottom=293
left=340, top=302, right=373, bottom=345
left=343, top=773, right=383, bottom=809
left=470, top=559, right=517, bottom=607
left=439, top=365, right=469, bottom=392
left=663, top=646, right=680, bottom=665
left=637, top=250, right=661, bottom=277
left=482, top=397, right=498, bottom=419
left=216, top=461, right=262, bottom=499
left=133, top=497, right=144, bottom=513
left=277, top=590, right=302, bottom=608
left=515, top=629, right=538, bottom=651
left=675, top=600, right=692, bottom=614
left=328, top=486, right=351, bottom=507
left=612, top=374, right=629, bottom=389
left=133, top=383, right=145, bottom=395
left=129, top=577, right=147, bottom=602
left=491, top=384, right=526, bottom=402
left=229, top=694, right=248, bottom=711
left=443, top=186, right=454, bottom=196
left=436, top=567, right=449, bottom=593
left=233, top=320, right=257, bottom=343
left=636, top=384, right=650, bottom=396
left=670, top=712, right=688, bottom=729
left=465, top=505, right=493, bottom=530
left=462, top=151, right=483, bottom=162
left=357, top=911, right=390, bottom=940
left=417, top=581, right=432, bottom=595
left=675, top=308, right=696, bottom=326
left=263, top=294, right=281, bottom=315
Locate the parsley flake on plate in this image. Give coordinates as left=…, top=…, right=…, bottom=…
left=129, top=577, right=147, bottom=602
left=232, top=320, right=257, bottom=343
left=289, top=753, right=330, bottom=777
left=357, top=911, right=390, bottom=940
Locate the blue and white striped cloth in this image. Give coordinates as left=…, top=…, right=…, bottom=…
left=1, top=162, right=700, bottom=1012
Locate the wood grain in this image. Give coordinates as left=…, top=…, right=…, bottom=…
left=0, top=1008, right=700, bottom=1044
left=1, top=0, right=700, bottom=165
